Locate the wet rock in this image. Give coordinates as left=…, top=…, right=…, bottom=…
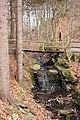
left=59, top=109, right=71, bottom=115
left=55, top=96, right=64, bottom=105
left=32, top=64, right=40, bottom=71
left=49, top=69, right=58, bottom=75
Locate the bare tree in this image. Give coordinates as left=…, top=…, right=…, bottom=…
left=0, top=0, right=10, bottom=102
left=16, top=0, right=23, bottom=84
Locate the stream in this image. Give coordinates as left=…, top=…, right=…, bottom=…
left=31, top=52, right=80, bottom=120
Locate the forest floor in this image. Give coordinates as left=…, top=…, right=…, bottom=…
left=0, top=46, right=80, bottom=120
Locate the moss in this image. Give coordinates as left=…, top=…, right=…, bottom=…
left=56, top=66, right=72, bottom=79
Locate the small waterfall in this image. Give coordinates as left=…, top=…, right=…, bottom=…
left=39, top=67, right=49, bottom=91
left=34, top=66, right=49, bottom=91
left=32, top=52, right=67, bottom=92
left=33, top=53, right=50, bottom=91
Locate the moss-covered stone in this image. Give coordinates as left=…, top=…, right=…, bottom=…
left=56, top=66, right=75, bottom=82
left=55, top=58, right=69, bottom=68
left=59, top=109, right=71, bottom=115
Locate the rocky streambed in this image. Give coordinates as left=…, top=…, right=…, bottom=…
left=30, top=52, right=80, bottom=120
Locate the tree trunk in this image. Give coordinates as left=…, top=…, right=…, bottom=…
left=16, top=0, right=23, bottom=84
left=0, top=0, right=10, bottom=102
left=10, top=0, right=15, bottom=39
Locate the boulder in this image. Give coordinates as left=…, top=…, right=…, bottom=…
left=49, top=69, right=58, bottom=75
left=32, top=64, right=40, bottom=71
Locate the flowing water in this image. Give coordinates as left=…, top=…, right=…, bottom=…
left=32, top=52, right=68, bottom=92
